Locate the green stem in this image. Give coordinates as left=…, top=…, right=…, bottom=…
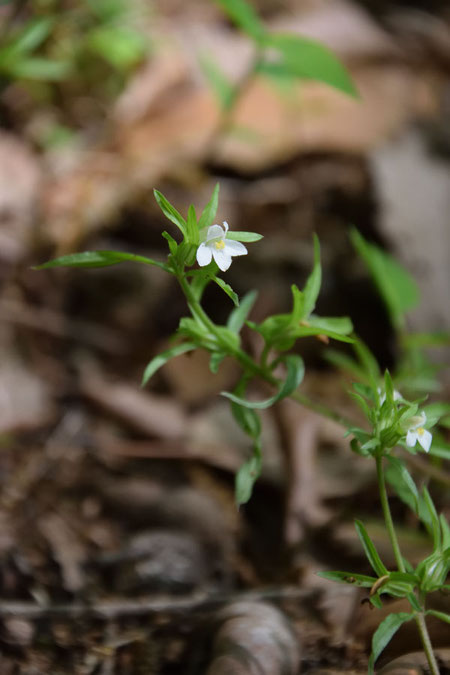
left=375, top=452, right=405, bottom=573
left=415, top=612, right=440, bottom=675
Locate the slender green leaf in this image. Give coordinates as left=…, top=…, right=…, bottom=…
left=162, top=231, right=178, bottom=256
left=212, top=276, right=239, bottom=307
left=267, top=33, right=358, bottom=97
left=317, top=570, right=376, bottom=588
left=422, top=487, right=441, bottom=549
left=153, top=190, right=187, bottom=236
left=231, top=401, right=261, bottom=440
left=199, top=53, right=234, bottom=110
left=440, top=514, right=450, bottom=550
left=35, top=250, right=167, bottom=271
left=7, top=57, right=70, bottom=80
left=386, top=456, right=419, bottom=514
left=351, top=229, right=419, bottom=330
left=368, top=612, right=414, bottom=675
left=226, top=231, right=263, bottom=242
left=235, top=447, right=262, bottom=505
left=213, top=0, right=267, bottom=44
left=426, top=609, right=450, bottom=625
left=222, top=354, right=304, bottom=409
left=142, top=342, right=196, bottom=386
left=198, top=183, right=220, bottom=230
left=324, top=349, right=367, bottom=381
left=186, top=204, right=199, bottom=245
left=353, top=339, right=380, bottom=383
left=354, top=520, right=388, bottom=577
left=227, top=290, right=258, bottom=334
left=8, top=18, right=54, bottom=54
left=302, top=234, right=321, bottom=317
left=308, top=315, right=353, bottom=335
left=290, top=285, right=304, bottom=324
left=209, top=351, right=226, bottom=373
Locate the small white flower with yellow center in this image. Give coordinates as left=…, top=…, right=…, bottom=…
left=196, top=221, right=247, bottom=272
left=405, top=412, right=432, bottom=453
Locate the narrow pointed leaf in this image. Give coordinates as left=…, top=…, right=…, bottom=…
left=227, top=290, right=258, bottom=334
left=222, top=354, right=304, bottom=409
left=317, top=570, right=376, bottom=588
left=198, top=183, right=220, bottom=230
left=35, top=250, right=168, bottom=271
left=142, top=343, right=196, bottom=386
left=351, top=228, right=419, bottom=330
left=354, top=520, right=388, bottom=577
left=213, top=0, right=267, bottom=44
left=236, top=445, right=262, bottom=505
left=212, top=276, right=239, bottom=307
left=226, top=231, right=263, bottom=242
left=302, top=234, right=321, bottom=317
left=368, top=613, right=414, bottom=675
left=153, top=190, right=187, bottom=236
left=426, top=610, right=450, bottom=625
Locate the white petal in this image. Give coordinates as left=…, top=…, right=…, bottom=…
left=418, top=430, right=432, bottom=453
left=206, top=224, right=225, bottom=242
left=213, top=248, right=232, bottom=271
left=393, top=390, right=402, bottom=401
left=196, top=243, right=212, bottom=267
left=222, top=221, right=229, bottom=234
left=406, top=430, right=417, bottom=447
left=225, top=240, right=247, bottom=257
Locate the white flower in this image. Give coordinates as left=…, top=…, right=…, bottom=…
left=405, top=412, right=432, bottom=453
left=378, top=388, right=402, bottom=405
left=196, top=221, right=247, bottom=272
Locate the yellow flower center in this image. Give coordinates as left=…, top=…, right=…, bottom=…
left=214, top=239, right=225, bottom=250
left=417, top=427, right=425, bottom=436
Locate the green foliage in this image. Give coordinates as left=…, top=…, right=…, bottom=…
left=368, top=612, right=414, bottom=674
left=254, top=238, right=354, bottom=353
left=354, top=520, right=388, bottom=577
left=266, top=33, right=358, bottom=98
left=350, top=229, right=420, bottom=331
left=142, top=343, right=196, bottom=386
left=213, top=0, right=267, bottom=44
left=199, top=53, right=235, bottom=110
left=35, top=250, right=168, bottom=271
left=222, top=354, right=305, bottom=409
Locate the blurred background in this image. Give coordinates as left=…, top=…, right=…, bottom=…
left=0, top=1, right=449, bottom=672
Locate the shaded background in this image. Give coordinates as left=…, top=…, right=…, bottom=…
left=0, top=1, right=449, bottom=672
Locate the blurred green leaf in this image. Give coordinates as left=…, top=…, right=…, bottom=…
left=350, top=229, right=420, bottom=330
left=266, top=33, right=358, bottom=97
left=213, top=0, right=267, bottom=44
left=199, top=52, right=234, bottom=110
left=302, top=234, right=321, bottom=317
left=198, top=183, right=220, bottom=231
left=88, top=25, right=147, bottom=69
left=3, top=57, right=70, bottom=80
left=235, top=446, right=262, bottom=505
left=227, top=290, right=258, bottom=334
left=7, top=18, right=54, bottom=55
